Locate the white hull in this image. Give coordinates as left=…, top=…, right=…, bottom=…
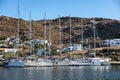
left=101, top=58, right=111, bottom=66
left=86, top=57, right=111, bottom=66
left=4, top=60, right=25, bottom=67
left=25, top=59, right=53, bottom=67
left=25, top=60, right=40, bottom=67
left=87, top=58, right=102, bottom=66
left=53, top=61, right=69, bottom=66
left=69, top=60, right=81, bottom=66
left=101, top=61, right=111, bottom=66
left=90, top=61, right=101, bottom=66
left=69, top=60, right=90, bottom=66
left=38, top=62, right=53, bottom=67
left=77, top=63, right=90, bottom=66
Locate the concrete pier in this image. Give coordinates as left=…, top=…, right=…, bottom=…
left=111, top=61, right=120, bottom=65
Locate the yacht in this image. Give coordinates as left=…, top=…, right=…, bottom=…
left=4, top=0, right=25, bottom=67
left=68, top=58, right=90, bottom=66
left=25, top=13, right=53, bottom=67
left=25, top=57, right=53, bottom=67
left=37, top=58, right=53, bottom=67
left=86, top=57, right=102, bottom=66
left=53, top=58, right=69, bottom=66
left=88, top=20, right=111, bottom=66
left=4, top=58, right=25, bottom=67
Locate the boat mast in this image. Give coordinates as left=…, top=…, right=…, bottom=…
left=44, top=13, right=47, bottom=57
left=93, top=19, right=96, bottom=57
left=29, top=11, right=32, bottom=55
left=69, top=16, right=72, bottom=57
left=59, top=16, right=62, bottom=56
left=81, top=19, right=84, bottom=60
left=16, top=0, right=20, bottom=60
left=70, top=16, right=72, bottom=47
left=48, top=23, right=51, bottom=56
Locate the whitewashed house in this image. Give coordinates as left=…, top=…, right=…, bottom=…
left=104, top=39, right=120, bottom=46
left=72, top=44, right=81, bottom=51
left=32, top=39, right=51, bottom=48
left=33, top=39, right=48, bottom=45
left=62, top=44, right=81, bottom=52
left=4, top=49, right=18, bottom=53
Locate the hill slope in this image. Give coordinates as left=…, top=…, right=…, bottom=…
left=0, top=16, right=120, bottom=47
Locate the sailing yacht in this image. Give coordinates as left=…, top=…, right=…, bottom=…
left=3, top=58, right=25, bottom=67
left=86, top=19, right=102, bottom=66
left=25, top=13, right=53, bottom=67
left=67, top=16, right=77, bottom=66
left=67, top=16, right=80, bottom=66
left=4, top=0, right=25, bottom=67
left=68, top=18, right=90, bottom=66
left=87, top=20, right=111, bottom=66
left=77, top=19, right=90, bottom=66
left=37, top=13, right=53, bottom=67
left=53, top=16, right=69, bottom=66
left=25, top=12, right=39, bottom=67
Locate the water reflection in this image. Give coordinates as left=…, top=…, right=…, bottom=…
left=0, top=65, right=120, bottom=80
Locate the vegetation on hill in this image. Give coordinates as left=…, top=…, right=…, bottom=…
left=0, top=16, right=120, bottom=48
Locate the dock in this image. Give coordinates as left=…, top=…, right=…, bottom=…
left=111, top=61, right=120, bottom=65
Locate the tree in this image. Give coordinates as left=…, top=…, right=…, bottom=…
left=3, top=52, right=15, bottom=59
left=0, top=36, right=7, bottom=40
left=21, top=35, right=28, bottom=42
left=35, top=43, right=44, bottom=49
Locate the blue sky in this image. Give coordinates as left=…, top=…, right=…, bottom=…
left=0, top=0, right=120, bottom=20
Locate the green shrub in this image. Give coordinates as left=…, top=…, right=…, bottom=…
left=3, top=52, right=15, bottom=59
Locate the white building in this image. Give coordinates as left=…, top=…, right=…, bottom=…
left=104, top=39, right=120, bottom=46
left=4, top=49, right=18, bottom=53
left=33, top=39, right=47, bottom=44
left=37, top=49, right=45, bottom=56
left=62, top=44, right=81, bottom=52
left=32, top=39, right=50, bottom=45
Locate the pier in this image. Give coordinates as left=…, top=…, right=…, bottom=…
left=111, top=61, right=120, bottom=65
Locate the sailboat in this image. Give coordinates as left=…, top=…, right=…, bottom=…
left=25, top=13, right=53, bottom=67
left=87, top=19, right=111, bottom=66
left=68, top=18, right=90, bottom=66
left=67, top=16, right=83, bottom=66
left=77, top=19, right=90, bottom=66
left=87, top=19, right=102, bottom=66
left=3, top=0, right=25, bottom=67
left=37, top=13, right=53, bottom=67
left=53, top=16, right=69, bottom=66
left=25, top=11, right=38, bottom=67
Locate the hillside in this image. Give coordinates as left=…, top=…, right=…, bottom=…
left=0, top=16, right=120, bottom=47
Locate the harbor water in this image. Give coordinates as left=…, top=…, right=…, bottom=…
left=0, top=65, right=120, bottom=80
